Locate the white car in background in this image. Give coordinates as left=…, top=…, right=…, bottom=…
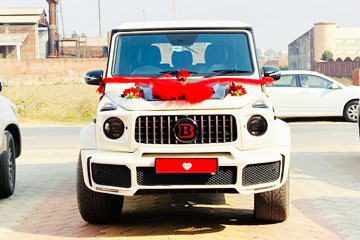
left=267, top=70, right=359, bottom=122
left=0, top=80, right=21, bottom=198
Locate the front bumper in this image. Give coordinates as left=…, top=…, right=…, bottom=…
left=80, top=145, right=290, bottom=196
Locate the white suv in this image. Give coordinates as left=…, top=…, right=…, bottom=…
left=76, top=20, right=291, bottom=223
left=0, top=80, right=21, bottom=198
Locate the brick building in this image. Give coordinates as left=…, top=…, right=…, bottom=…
left=289, top=22, right=360, bottom=71
left=0, top=8, right=48, bottom=59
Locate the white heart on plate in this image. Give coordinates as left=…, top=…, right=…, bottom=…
left=182, top=163, right=192, bottom=171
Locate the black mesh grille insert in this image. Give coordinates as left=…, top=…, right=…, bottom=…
left=91, top=163, right=131, bottom=188
left=137, top=167, right=237, bottom=186
left=242, top=161, right=281, bottom=186
left=135, top=115, right=237, bottom=144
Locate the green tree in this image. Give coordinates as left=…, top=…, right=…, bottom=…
left=71, top=30, right=79, bottom=38
left=321, top=50, right=334, bottom=61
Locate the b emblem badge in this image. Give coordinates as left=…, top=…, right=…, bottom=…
left=174, top=118, right=198, bottom=143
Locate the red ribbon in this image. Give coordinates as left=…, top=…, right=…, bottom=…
left=97, top=76, right=273, bottom=104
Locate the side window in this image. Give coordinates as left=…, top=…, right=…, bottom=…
left=269, top=75, right=297, bottom=87
left=299, top=75, right=332, bottom=89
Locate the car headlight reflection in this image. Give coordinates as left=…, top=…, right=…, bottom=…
left=103, top=117, right=125, bottom=139
left=247, top=115, right=268, bottom=136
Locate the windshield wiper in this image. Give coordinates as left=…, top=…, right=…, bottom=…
left=207, top=69, right=252, bottom=78
left=159, top=70, right=198, bottom=77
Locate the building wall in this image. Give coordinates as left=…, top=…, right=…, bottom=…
left=315, top=59, right=360, bottom=78
left=0, top=24, right=37, bottom=59
left=38, top=27, right=48, bottom=58
left=334, top=27, right=360, bottom=60
left=288, top=29, right=312, bottom=70
left=313, top=23, right=337, bottom=62
left=0, top=58, right=107, bottom=84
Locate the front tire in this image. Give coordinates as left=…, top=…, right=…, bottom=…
left=254, top=177, right=289, bottom=222
left=0, top=131, right=16, bottom=198
left=344, top=100, right=358, bottom=122
left=76, top=154, right=124, bottom=224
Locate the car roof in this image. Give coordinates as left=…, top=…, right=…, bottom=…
left=114, top=20, right=252, bottom=31
left=281, top=70, right=325, bottom=76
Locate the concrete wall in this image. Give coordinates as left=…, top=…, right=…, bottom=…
left=288, top=29, right=312, bottom=70
left=0, top=58, right=107, bottom=85
left=315, top=58, right=360, bottom=78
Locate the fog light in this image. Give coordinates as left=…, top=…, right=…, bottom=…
left=103, top=117, right=125, bottom=139
left=247, top=115, right=267, bottom=136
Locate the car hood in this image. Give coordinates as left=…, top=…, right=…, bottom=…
left=104, top=84, right=261, bottom=111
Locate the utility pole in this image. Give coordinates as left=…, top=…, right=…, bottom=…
left=172, top=0, right=176, bottom=20
left=98, top=0, right=102, bottom=37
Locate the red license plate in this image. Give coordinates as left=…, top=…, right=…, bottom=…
left=156, top=158, right=218, bottom=174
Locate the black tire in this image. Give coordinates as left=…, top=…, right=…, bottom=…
left=0, top=131, right=16, bottom=198
left=254, top=177, right=289, bottom=222
left=344, top=100, right=359, bottom=122
left=76, top=154, right=124, bottom=224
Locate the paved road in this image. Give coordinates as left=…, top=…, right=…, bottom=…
left=0, top=122, right=359, bottom=239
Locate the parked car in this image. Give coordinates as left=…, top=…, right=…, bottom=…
left=266, top=70, right=359, bottom=122
left=77, top=20, right=291, bottom=223
left=0, top=80, right=21, bottom=198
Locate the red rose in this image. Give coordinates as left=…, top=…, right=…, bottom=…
left=176, top=69, right=191, bottom=81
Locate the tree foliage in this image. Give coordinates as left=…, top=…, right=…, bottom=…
left=321, top=50, right=334, bottom=61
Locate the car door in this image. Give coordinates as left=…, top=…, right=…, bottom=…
left=266, top=74, right=303, bottom=117
left=299, top=74, right=343, bottom=116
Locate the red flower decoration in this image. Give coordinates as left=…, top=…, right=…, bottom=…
left=121, top=86, right=144, bottom=99
left=176, top=69, right=191, bottom=81
left=229, top=82, right=247, bottom=96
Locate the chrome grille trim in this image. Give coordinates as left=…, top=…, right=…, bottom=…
left=135, top=115, right=237, bottom=144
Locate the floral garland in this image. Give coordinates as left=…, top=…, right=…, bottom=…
left=103, top=70, right=273, bottom=103
left=229, top=82, right=247, bottom=96
left=121, top=86, right=144, bottom=99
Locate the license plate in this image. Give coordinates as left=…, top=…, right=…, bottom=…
left=156, top=158, right=218, bottom=174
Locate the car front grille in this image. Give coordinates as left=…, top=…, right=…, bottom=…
left=91, top=163, right=131, bottom=188
left=242, top=161, right=281, bottom=186
left=137, top=166, right=237, bottom=186
left=134, top=115, right=237, bottom=144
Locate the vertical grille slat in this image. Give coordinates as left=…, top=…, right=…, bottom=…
left=223, top=115, right=226, bottom=143
left=215, top=115, right=219, bottom=143
left=208, top=116, right=211, bottom=144
left=135, top=115, right=237, bottom=144
left=145, top=116, right=149, bottom=144
left=160, top=116, right=163, bottom=144
left=167, top=116, right=171, bottom=144
left=201, top=116, right=204, bottom=144
left=138, top=116, right=142, bottom=143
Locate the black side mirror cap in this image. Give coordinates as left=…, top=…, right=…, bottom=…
left=85, top=70, right=103, bottom=85
left=0, top=80, right=2, bottom=92
left=263, top=66, right=281, bottom=81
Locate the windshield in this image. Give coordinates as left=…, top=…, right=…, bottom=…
left=113, top=32, right=254, bottom=76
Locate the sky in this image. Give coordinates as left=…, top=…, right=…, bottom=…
left=1, top=0, right=359, bottom=51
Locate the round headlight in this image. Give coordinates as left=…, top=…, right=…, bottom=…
left=103, top=117, right=125, bottom=139
left=247, top=115, right=268, bottom=136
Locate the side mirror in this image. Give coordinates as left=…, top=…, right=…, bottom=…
left=0, top=80, right=2, bottom=92
left=85, top=70, right=103, bottom=85
left=331, top=83, right=340, bottom=90
left=263, top=66, right=281, bottom=81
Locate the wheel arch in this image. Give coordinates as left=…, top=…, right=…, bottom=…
left=5, top=124, right=21, bottom=158
left=343, top=98, right=359, bottom=112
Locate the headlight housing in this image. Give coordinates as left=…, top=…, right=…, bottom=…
left=103, top=117, right=125, bottom=139
left=247, top=115, right=268, bottom=136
